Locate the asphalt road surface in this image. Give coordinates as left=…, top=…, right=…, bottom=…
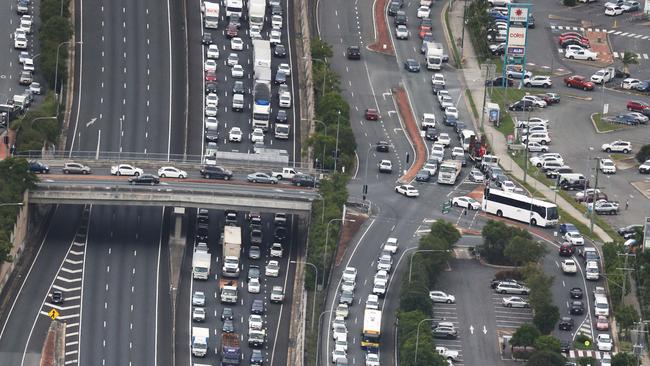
left=68, top=0, right=178, bottom=158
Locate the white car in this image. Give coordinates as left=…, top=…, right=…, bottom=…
left=331, top=316, right=346, bottom=331
left=366, top=352, right=380, bottom=366
left=439, top=95, right=454, bottom=110
left=597, top=334, right=613, bottom=351
left=270, top=285, right=284, bottom=303
left=422, top=113, right=436, bottom=128
left=342, top=267, right=357, bottom=282
left=229, top=127, right=243, bottom=142
left=335, top=338, right=348, bottom=352
left=605, top=5, right=624, bottom=15
left=602, top=140, right=631, bottom=153
left=23, top=58, right=34, bottom=72
left=335, top=303, right=349, bottom=318
left=430, top=143, right=445, bottom=163
left=231, top=64, right=244, bottom=78
left=227, top=53, right=239, bottom=66
left=575, top=188, right=601, bottom=201
left=377, top=255, right=392, bottom=272
left=417, top=6, right=430, bottom=18
left=423, top=162, right=438, bottom=176
left=332, top=349, right=347, bottom=363
left=452, top=196, right=481, bottom=210
left=469, top=169, right=485, bottom=183
left=444, top=106, right=459, bottom=119
left=271, top=14, right=283, bottom=29
left=207, top=44, right=220, bottom=59
left=204, top=59, right=217, bottom=72
left=564, top=231, right=585, bottom=246
left=432, top=73, right=446, bottom=87
left=372, top=280, right=386, bottom=296
left=429, top=291, right=455, bottom=303
left=29, top=82, right=42, bottom=95
left=395, top=25, right=410, bottom=39
left=378, top=159, right=393, bottom=173
left=205, top=106, right=218, bottom=117
left=250, top=24, right=262, bottom=39
left=562, top=259, right=578, bottom=274
left=249, top=314, right=264, bottom=330
left=501, top=181, right=517, bottom=192
left=523, top=75, right=552, bottom=88
left=530, top=154, right=564, bottom=167
left=270, top=29, right=282, bottom=45
left=230, top=37, right=244, bottom=50
left=248, top=277, right=261, bottom=293
left=627, top=112, right=649, bottom=123
left=522, top=95, right=547, bottom=108
left=599, top=158, right=616, bottom=174
left=332, top=324, right=348, bottom=341
left=270, top=243, right=283, bottom=257
left=527, top=142, right=548, bottom=153
left=621, top=78, right=640, bottom=89
left=451, top=147, right=465, bottom=159
left=205, top=93, right=219, bottom=107
left=192, top=291, right=206, bottom=306
left=157, top=166, right=187, bottom=178
left=341, top=278, right=356, bottom=292
left=265, top=260, right=280, bottom=277
left=395, top=184, right=419, bottom=197
left=565, top=49, right=598, bottom=61
left=111, top=164, right=144, bottom=176
left=437, top=132, right=451, bottom=146
left=205, top=116, right=218, bottom=130
left=279, top=93, right=292, bottom=108
left=251, top=128, right=265, bottom=143
left=502, top=296, right=530, bottom=308
left=278, top=63, right=291, bottom=76
left=192, top=307, right=206, bottom=321
left=522, top=132, right=551, bottom=145
left=374, top=270, right=389, bottom=285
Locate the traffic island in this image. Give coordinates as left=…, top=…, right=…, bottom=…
left=393, top=87, right=425, bottom=183
left=367, top=0, right=395, bottom=55
left=585, top=30, right=614, bottom=66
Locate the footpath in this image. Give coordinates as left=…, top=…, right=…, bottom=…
left=443, top=1, right=613, bottom=243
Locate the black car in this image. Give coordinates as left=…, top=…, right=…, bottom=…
left=221, top=307, right=233, bottom=320
left=206, top=82, right=217, bottom=93
left=274, top=226, right=287, bottom=241
left=233, top=81, right=245, bottom=94
left=420, top=18, right=433, bottom=28
left=425, top=127, right=438, bottom=141
left=250, top=229, right=263, bottom=245
left=376, top=141, right=390, bottom=152
left=346, top=46, right=361, bottom=60
left=570, top=287, right=583, bottom=299
left=201, top=32, right=213, bottom=45
left=251, top=299, right=265, bottom=315
left=271, top=4, right=282, bottom=15
left=248, top=265, right=261, bottom=281
left=617, top=224, right=642, bottom=239
left=387, top=2, right=400, bottom=16
left=200, top=165, right=233, bottom=180
left=51, top=291, right=64, bottom=304
left=490, top=43, right=505, bottom=56
left=614, top=68, right=630, bottom=79
left=274, top=70, right=287, bottom=85
left=560, top=340, right=571, bottom=353
left=205, top=129, right=219, bottom=142
left=394, top=11, right=407, bottom=26
left=129, top=174, right=160, bottom=185
left=432, top=326, right=458, bottom=339
left=291, top=173, right=318, bottom=187
left=251, top=349, right=264, bottom=365
left=276, top=109, right=288, bottom=124
left=454, top=122, right=467, bottom=134
left=225, top=210, right=238, bottom=226
left=28, top=160, right=49, bottom=173
left=559, top=317, right=574, bottom=331
left=404, top=59, right=420, bottom=72
left=570, top=301, right=584, bottom=315
left=222, top=319, right=235, bottom=333
left=486, top=76, right=513, bottom=87
left=508, top=100, right=534, bottom=111
left=197, top=208, right=209, bottom=223
left=274, top=44, right=287, bottom=57
left=454, top=154, right=467, bottom=167
left=415, top=169, right=431, bottom=182
left=249, top=245, right=261, bottom=260
left=196, top=225, right=209, bottom=242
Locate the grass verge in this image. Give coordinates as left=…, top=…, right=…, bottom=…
left=593, top=113, right=626, bottom=133
left=465, top=89, right=479, bottom=120
left=444, top=4, right=461, bottom=67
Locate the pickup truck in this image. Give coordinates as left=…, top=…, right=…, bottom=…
left=271, top=167, right=299, bottom=180
left=590, top=67, right=615, bottom=84
left=435, top=346, right=459, bottom=361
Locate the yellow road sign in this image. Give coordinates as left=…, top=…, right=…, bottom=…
left=48, top=309, right=59, bottom=320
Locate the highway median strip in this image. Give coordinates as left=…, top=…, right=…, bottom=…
left=392, top=87, right=426, bottom=183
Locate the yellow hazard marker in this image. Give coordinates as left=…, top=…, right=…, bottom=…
left=48, top=309, right=59, bottom=320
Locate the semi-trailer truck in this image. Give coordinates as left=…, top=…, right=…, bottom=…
left=248, top=0, right=266, bottom=29
left=222, top=226, right=242, bottom=277
left=203, top=1, right=220, bottom=28
left=192, top=327, right=209, bottom=357
left=192, top=251, right=211, bottom=280
left=221, top=333, right=241, bottom=365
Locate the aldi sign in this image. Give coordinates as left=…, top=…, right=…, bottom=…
left=508, top=6, right=529, bottom=23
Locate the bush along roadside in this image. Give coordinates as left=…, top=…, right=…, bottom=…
left=397, top=221, right=459, bottom=366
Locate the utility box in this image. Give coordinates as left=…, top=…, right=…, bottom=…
left=486, top=102, right=501, bottom=125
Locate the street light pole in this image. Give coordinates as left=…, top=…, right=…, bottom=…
left=315, top=310, right=333, bottom=366
left=54, top=41, right=82, bottom=118
left=334, top=110, right=340, bottom=172
left=312, top=119, right=327, bottom=169
left=414, top=318, right=437, bottom=363
left=409, top=249, right=450, bottom=283
left=590, top=156, right=600, bottom=234
left=322, top=218, right=356, bottom=287
left=583, top=147, right=594, bottom=209
left=290, top=260, right=319, bottom=331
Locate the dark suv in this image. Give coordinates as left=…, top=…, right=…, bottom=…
left=291, top=173, right=318, bottom=187
left=251, top=299, right=265, bottom=315
left=28, top=160, right=49, bottom=173
left=346, top=46, right=361, bottom=60
left=509, top=100, right=534, bottom=112
left=200, top=165, right=233, bottom=180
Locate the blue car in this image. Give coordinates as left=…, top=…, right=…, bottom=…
left=559, top=223, right=578, bottom=235
left=615, top=114, right=639, bottom=125
left=404, top=59, right=420, bottom=72
left=488, top=11, right=508, bottom=20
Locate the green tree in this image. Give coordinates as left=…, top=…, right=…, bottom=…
left=523, top=264, right=555, bottom=310
left=612, top=352, right=636, bottom=366
left=480, top=220, right=512, bottom=264
left=399, top=334, right=447, bottom=366
left=399, top=281, right=432, bottom=314
left=621, top=51, right=640, bottom=76
left=533, top=303, right=560, bottom=334
left=636, top=144, right=650, bottom=163
left=526, top=350, right=566, bottom=366
left=504, top=236, right=547, bottom=265
left=428, top=220, right=461, bottom=246
left=511, top=324, right=540, bottom=347
left=0, top=158, right=37, bottom=263
left=533, top=335, right=561, bottom=353
left=615, top=304, right=639, bottom=337
left=578, top=357, right=596, bottom=366
left=310, top=37, right=333, bottom=60
left=397, top=310, right=429, bottom=341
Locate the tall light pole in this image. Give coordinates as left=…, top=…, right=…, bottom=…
left=409, top=249, right=450, bottom=283
left=334, top=110, right=340, bottom=172
left=54, top=41, right=82, bottom=118
left=322, top=218, right=354, bottom=287
left=290, top=260, right=319, bottom=331
left=583, top=147, right=594, bottom=209
left=315, top=310, right=333, bottom=366
left=590, top=156, right=600, bottom=234
left=414, top=318, right=437, bottom=363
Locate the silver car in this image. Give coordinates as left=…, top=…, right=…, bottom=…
left=247, top=172, right=279, bottom=184
left=62, top=162, right=92, bottom=174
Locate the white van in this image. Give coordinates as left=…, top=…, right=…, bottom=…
left=366, top=294, right=379, bottom=310
left=594, top=295, right=609, bottom=317
left=585, top=260, right=600, bottom=280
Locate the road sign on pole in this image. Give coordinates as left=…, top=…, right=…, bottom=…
left=442, top=200, right=452, bottom=214
left=48, top=308, right=59, bottom=320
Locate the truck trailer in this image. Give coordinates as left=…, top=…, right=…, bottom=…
left=222, top=226, right=242, bottom=277
left=191, top=327, right=210, bottom=357
left=248, top=0, right=266, bottom=29
left=192, top=251, right=211, bottom=280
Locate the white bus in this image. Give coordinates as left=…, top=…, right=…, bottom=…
left=460, top=129, right=476, bottom=151
left=361, top=309, right=381, bottom=350
left=482, top=187, right=559, bottom=227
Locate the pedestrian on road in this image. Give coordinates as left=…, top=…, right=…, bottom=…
left=625, top=200, right=629, bottom=210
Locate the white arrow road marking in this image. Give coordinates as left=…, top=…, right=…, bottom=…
left=483, top=325, right=488, bottom=334
left=382, top=91, right=392, bottom=100
left=85, top=117, right=97, bottom=127
left=387, top=111, right=397, bottom=116
left=469, top=325, right=474, bottom=334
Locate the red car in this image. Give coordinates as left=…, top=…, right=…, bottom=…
left=365, top=108, right=380, bottom=120
left=627, top=100, right=650, bottom=113
left=564, top=75, right=595, bottom=91
left=419, top=28, right=433, bottom=39
left=559, top=243, right=574, bottom=257
left=205, top=70, right=217, bottom=82
left=559, top=32, right=589, bottom=43
left=226, top=24, right=238, bottom=38
left=560, top=38, right=590, bottom=49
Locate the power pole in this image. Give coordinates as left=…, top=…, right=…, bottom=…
left=590, top=157, right=600, bottom=234
left=617, top=252, right=636, bottom=304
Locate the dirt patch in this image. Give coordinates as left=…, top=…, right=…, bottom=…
left=367, top=0, right=395, bottom=55
left=40, top=326, right=56, bottom=366
left=466, top=185, right=485, bottom=202
left=335, top=209, right=368, bottom=266
left=393, top=87, right=426, bottom=183
left=585, top=31, right=614, bottom=66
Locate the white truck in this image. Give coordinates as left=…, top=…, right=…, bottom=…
left=437, top=160, right=462, bottom=185
left=222, top=226, right=242, bottom=278
left=225, top=0, right=243, bottom=17
left=271, top=167, right=298, bottom=180
left=248, top=0, right=266, bottom=29
left=252, top=77, right=271, bottom=131
left=191, top=327, right=209, bottom=357
left=253, top=40, right=272, bottom=73
left=203, top=1, right=220, bottom=28
left=219, top=278, right=239, bottom=303
left=435, top=346, right=459, bottom=362
left=590, top=67, right=615, bottom=84
left=192, top=252, right=211, bottom=280
left=425, top=42, right=445, bottom=70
